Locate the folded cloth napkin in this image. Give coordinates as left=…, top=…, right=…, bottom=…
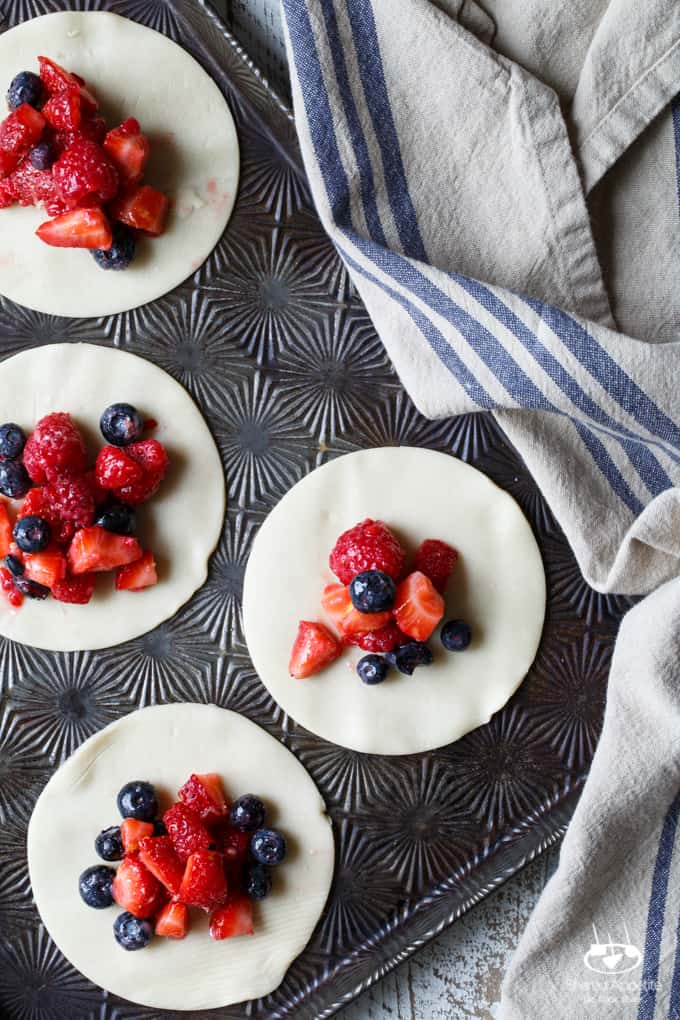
left=281, top=0, right=680, bottom=1016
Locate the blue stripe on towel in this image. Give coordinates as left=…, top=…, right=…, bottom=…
left=282, top=0, right=351, bottom=221
left=637, top=790, right=680, bottom=1020
left=343, top=0, right=428, bottom=261
left=341, top=248, right=494, bottom=408
left=317, top=0, right=387, bottom=245
left=526, top=297, right=680, bottom=459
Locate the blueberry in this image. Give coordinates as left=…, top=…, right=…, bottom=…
left=117, top=781, right=158, bottom=821
left=349, top=570, right=396, bottom=613
left=91, top=225, right=137, bottom=272
left=0, top=422, right=26, bottom=459
left=13, top=515, right=51, bottom=553
left=152, top=819, right=167, bottom=837
left=99, top=402, right=144, bottom=446
left=386, top=641, right=433, bottom=676
left=441, top=619, right=472, bottom=652
left=95, top=825, right=124, bottom=862
left=7, top=71, right=44, bottom=111
left=113, top=911, right=153, bottom=951
left=0, top=460, right=31, bottom=499
left=79, top=865, right=115, bottom=909
left=94, top=502, right=136, bottom=536
left=245, top=862, right=272, bottom=900
left=356, top=653, right=390, bottom=685
left=251, top=828, right=286, bottom=866
left=29, top=142, right=54, bottom=170
left=5, top=554, right=24, bottom=577
left=230, top=794, right=266, bottom=831
left=14, top=576, right=49, bottom=600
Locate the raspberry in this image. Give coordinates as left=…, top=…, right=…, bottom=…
left=43, top=476, right=95, bottom=530
left=414, top=539, right=459, bottom=593
left=95, top=446, right=144, bottom=489
left=329, top=519, right=406, bottom=586
left=115, top=439, right=168, bottom=505
left=5, top=157, right=66, bottom=216
left=344, top=621, right=409, bottom=653
left=52, top=139, right=119, bottom=209
left=22, top=412, right=87, bottom=484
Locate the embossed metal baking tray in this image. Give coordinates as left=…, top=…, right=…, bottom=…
left=0, top=1, right=633, bottom=1017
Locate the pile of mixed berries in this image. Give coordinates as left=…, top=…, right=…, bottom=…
left=289, top=520, right=472, bottom=685
left=0, top=403, right=167, bottom=608
left=78, top=775, right=287, bottom=949
left=0, top=59, right=169, bottom=268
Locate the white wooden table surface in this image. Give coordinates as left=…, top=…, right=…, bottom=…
left=213, top=2, right=559, bottom=1016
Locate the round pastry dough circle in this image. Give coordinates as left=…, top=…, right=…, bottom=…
left=0, top=11, right=239, bottom=318
left=0, top=343, right=225, bottom=652
left=27, top=703, right=334, bottom=1011
left=243, top=447, right=546, bottom=755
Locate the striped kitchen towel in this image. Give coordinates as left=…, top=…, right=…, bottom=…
left=281, top=0, right=680, bottom=1016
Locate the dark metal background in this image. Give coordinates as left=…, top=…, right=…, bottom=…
left=0, top=1, right=632, bottom=1016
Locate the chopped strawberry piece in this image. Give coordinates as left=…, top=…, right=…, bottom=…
left=0, top=104, right=46, bottom=178
left=95, top=446, right=144, bottom=489
left=4, top=158, right=66, bottom=216
left=0, top=503, right=11, bottom=557
left=320, top=583, right=392, bottom=635
left=104, top=119, right=150, bottom=186
left=393, top=571, right=445, bottom=642
left=155, top=900, right=189, bottom=940
left=163, top=802, right=213, bottom=862
left=17, top=488, right=45, bottom=518
left=114, top=439, right=169, bottom=505
left=52, top=139, right=118, bottom=209
left=22, top=412, right=87, bottom=485
left=178, top=774, right=228, bottom=825
left=68, top=526, right=142, bottom=574
left=23, top=549, right=67, bottom=590
left=220, top=825, right=250, bottom=868
left=36, top=207, right=113, bottom=250
left=179, top=850, right=228, bottom=912
left=115, top=550, right=157, bottom=591
left=414, top=539, right=459, bottom=593
left=138, top=835, right=186, bottom=896
left=121, top=818, right=154, bottom=853
left=51, top=573, right=96, bottom=604
left=111, top=184, right=169, bottom=236
left=111, top=852, right=163, bottom=919
left=210, top=895, right=254, bottom=940
left=329, top=519, right=406, bottom=585
left=0, top=567, right=22, bottom=608
left=289, top=619, right=343, bottom=679
left=42, top=91, right=81, bottom=132
left=344, top=620, right=409, bottom=653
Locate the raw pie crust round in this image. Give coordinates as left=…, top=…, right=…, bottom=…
left=0, top=10, right=239, bottom=318
left=0, top=342, right=225, bottom=652
left=27, top=703, right=335, bottom=1011
left=243, top=447, right=547, bottom=755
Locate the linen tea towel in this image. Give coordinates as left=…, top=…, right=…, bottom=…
left=280, top=0, right=680, bottom=1016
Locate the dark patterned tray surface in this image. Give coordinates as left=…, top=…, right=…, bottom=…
left=0, top=2, right=632, bottom=1017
